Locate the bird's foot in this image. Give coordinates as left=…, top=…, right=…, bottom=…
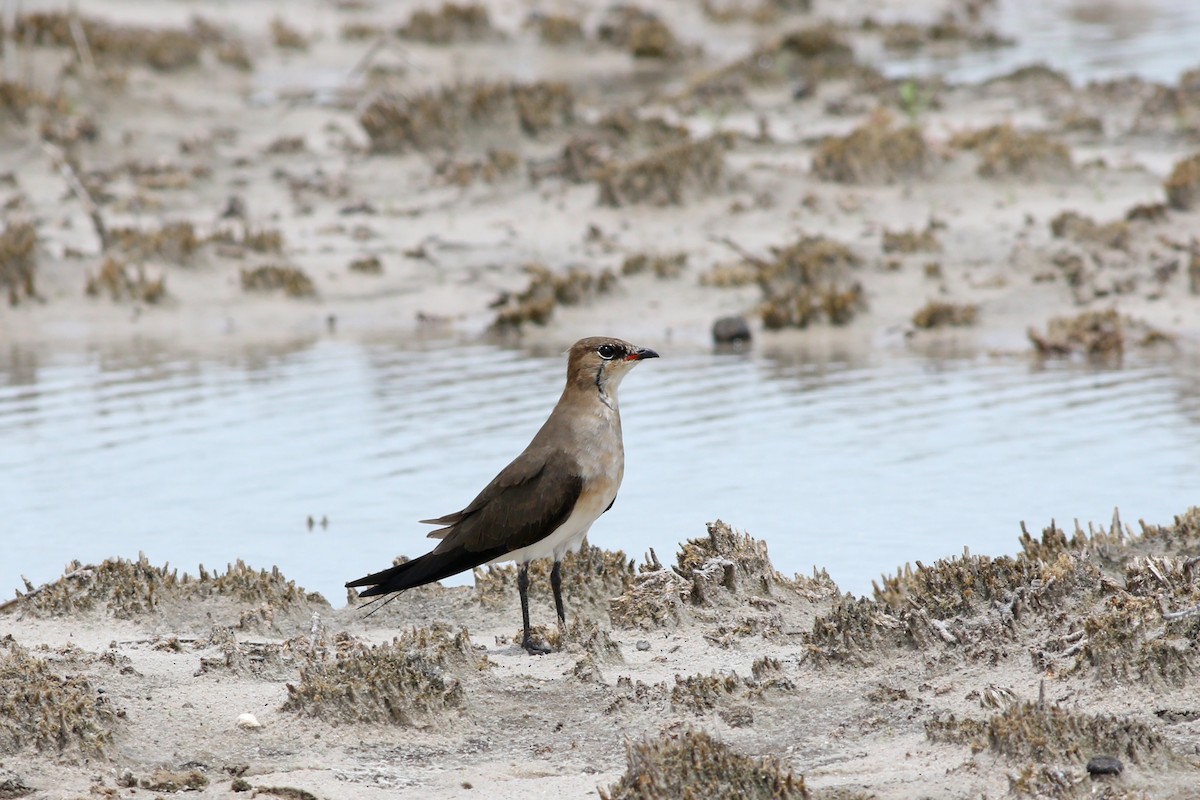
left=522, top=636, right=552, bottom=656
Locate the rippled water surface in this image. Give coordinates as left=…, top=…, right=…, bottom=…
left=3, top=337, right=1198, bottom=604
left=879, top=0, right=1200, bottom=83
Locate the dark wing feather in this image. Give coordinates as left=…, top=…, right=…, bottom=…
left=433, top=448, right=584, bottom=554
left=346, top=448, right=584, bottom=596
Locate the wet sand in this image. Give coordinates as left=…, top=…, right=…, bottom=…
left=3, top=0, right=1200, bottom=797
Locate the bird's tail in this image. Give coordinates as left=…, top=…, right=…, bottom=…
left=346, top=545, right=508, bottom=597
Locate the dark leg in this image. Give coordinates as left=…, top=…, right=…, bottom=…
left=551, top=560, right=566, bottom=626
left=518, top=563, right=549, bottom=655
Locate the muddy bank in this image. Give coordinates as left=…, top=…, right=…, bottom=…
left=3, top=510, right=1200, bottom=798
left=0, top=0, right=1198, bottom=357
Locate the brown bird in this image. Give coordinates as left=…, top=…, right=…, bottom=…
left=347, top=336, right=659, bottom=654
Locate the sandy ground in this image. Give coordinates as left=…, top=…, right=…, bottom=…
left=3, top=0, right=1200, bottom=797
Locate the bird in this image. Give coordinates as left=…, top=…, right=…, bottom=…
left=347, top=336, right=659, bottom=654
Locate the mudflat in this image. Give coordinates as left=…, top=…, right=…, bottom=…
left=3, top=0, right=1200, bottom=797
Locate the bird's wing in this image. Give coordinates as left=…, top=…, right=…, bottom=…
left=428, top=447, right=584, bottom=555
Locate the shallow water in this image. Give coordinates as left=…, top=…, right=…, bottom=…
left=878, top=0, right=1200, bottom=84
left=3, top=336, right=1197, bottom=604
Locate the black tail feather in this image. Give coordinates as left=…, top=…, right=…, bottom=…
left=346, top=545, right=509, bottom=598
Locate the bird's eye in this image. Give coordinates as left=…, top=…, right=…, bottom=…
left=597, top=343, right=618, bottom=360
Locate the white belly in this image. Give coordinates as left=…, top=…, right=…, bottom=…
left=493, top=482, right=615, bottom=565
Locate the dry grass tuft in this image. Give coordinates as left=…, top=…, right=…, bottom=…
left=812, top=111, right=929, bottom=183
left=597, top=136, right=729, bottom=207
left=912, top=300, right=978, bottom=329
left=283, top=624, right=482, bottom=726
left=16, top=13, right=202, bottom=71
left=7, top=555, right=326, bottom=619
left=360, top=81, right=574, bottom=153
left=927, top=702, right=1171, bottom=766
left=746, top=235, right=865, bottom=329
left=85, top=257, right=166, bottom=303
left=240, top=265, right=316, bottom=298
left=0, top=221, right=38, bottom=305
left=398, top=4, right=495, bottom=44
left=599, top=729, right=808, bottom=799
left=109, top=222, right=199, bottom=263
left=950, top=123, right=1072, bottom=179
left=1027, top=310, right=1172, bottom=358
left=1049, top=211, right=1129, bottom=250
left=527, top=13, right=584, bottom=45
left=490, top=263, right=618, bottom=329
left=0, top=638, right=118, bottom=760
left=1164, top=152, right=1200, bottom=210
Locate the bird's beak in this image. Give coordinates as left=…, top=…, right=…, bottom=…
left=625, top=347, right=659, bottom=361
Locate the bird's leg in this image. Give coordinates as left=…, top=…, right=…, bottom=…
left=551, top=560, right=566, bottom=629
left=518, top=563, right=550, bottom=655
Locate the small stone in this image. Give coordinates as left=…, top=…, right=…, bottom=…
left=236, top=712, right=262, bottom=730
left=712, top=316, right=752, bottom=345
left=636, top=640, right=651, bottom=651
left=1086, top=755, right=1123, bottom=776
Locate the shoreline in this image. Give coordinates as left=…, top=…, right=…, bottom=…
left=3, top=513, right=1199, bottom=798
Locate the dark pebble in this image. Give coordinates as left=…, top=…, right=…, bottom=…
left=1086, top=755, right=1123, bottom=776
left=712, top=315, right=752, bottom=345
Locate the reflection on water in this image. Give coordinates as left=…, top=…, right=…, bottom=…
left=879, top=0, right=1200, bottom=84
left=2, top=337, right=1199, bottom=604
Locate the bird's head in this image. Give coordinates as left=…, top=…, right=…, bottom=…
left=566, top=336, right=659, bottom=401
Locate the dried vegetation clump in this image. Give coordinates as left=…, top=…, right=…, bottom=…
left=398, top=4, right=496, bottom=44
left=197, top=625, right=298, bottom=679
left=926, top=702, right=1171, bottom=767
left=5, top=555, right=325, bottom=620
left=1027, top=309, right=1172, bottom=358
left=108, top=222, right=199, bottom=263
left=270, top=17, right=309, bottom=50
left=702, top=0, right=812, bottom=25
left=599, top=729, right=808, bottom=800
left=597, top=6, right=682, bottom=59
left=434, top=149, right=520, bottom=186
left=1164, top=152, right=1200, bottom=210
left=621, top=252, right=687, bottom=278
left=283, top=624, right=483, bottom=726
left=912, top=300, right=978, bottom=329
left=610, top=522, right=793, bottom=630
left=597, top=135, right=729, bottom=207
left=812, top=111, right=929, bottom=183
left=208, top=227, right=285, bottom=255
left=0, top=221, right=38, bottom=305
left=360, top=81, right=574, bottom=153
left=950, top=124, right=1073, bottom=179
left=527, top=13, right=584, bottom=45
left=806, top=519, right=1118, bottom=664
left=15, top=13, right=202, bottom=72
left=1049, top=211, right=1130, bottom=251
left=348, top=255, right=383, bottom=274
left=85, top=257, right=166, bottom=303
left=0, top=81, right=45, bottom=123
left=733, top=235, right=865, bottom=329
left=882, top=226, right=941, bottom=254
left=0, top=638, right=118, bottom=760
left=240, top=265, right=316, bottom=298
left=804, top=510, right=1200, bottom=679
left=688, top=25, right=859, bottom=101
left=873, top=18, right=1012, bottom=51
left=490, top=263, right=618, bottom=329
left=475, top=544, right=635, bottom=619
left=530, top=113, right=690, bottom=185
